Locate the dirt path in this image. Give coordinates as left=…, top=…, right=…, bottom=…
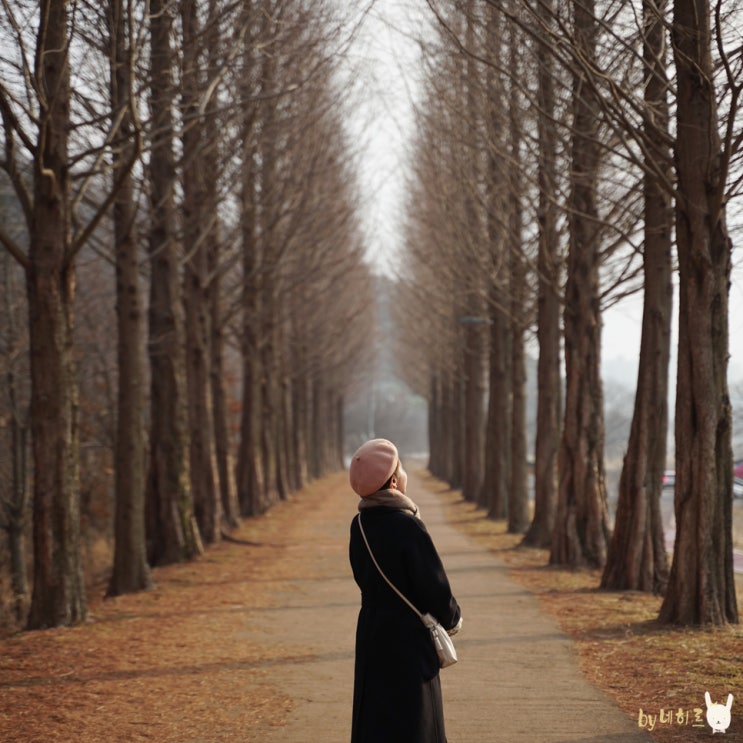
left=0, top=468, right=652, bottom=742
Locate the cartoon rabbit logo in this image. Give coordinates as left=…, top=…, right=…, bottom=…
left=705, top=692, right=733, bottom=734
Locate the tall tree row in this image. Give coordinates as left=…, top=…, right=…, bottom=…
left=0, top=0, right=373, bottom=630
left=406, top=0, right=741, bottom=624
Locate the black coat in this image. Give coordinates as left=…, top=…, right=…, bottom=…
left=349, top=506, right=461, bottom=743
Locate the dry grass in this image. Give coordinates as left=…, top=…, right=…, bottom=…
left=434, top=475, right=743, bottom=742
left=0, top=480, right=333, bottom=743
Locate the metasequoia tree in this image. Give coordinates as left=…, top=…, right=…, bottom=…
left=0, top=0, right=87, bottom=629
left=505, top=0, right=673, bottom=581
left=417, top=1, right=540, bottom=527
left=521, top=0, right=562, bottom=548
left=0, top=249, right=31, bottom=620
left=234, top=0, right=372, bottom=514
left=180, top=0, right=220, bottom=544
left=405, top=5, right=488, bottom=494
left=550, top=0, right=610, bottom=568
left=504, top=0, right=530, bottom=535
left=601, top=0, right=672, bottom=593
left=235, top=1, right=264, bottom=516
left=480, top=4, right=512, bottom=520
left=106, top=0, right=151, bottom=595
left=203, top=0, right=240, bottom=530
left=397, top=105, right=459, bottom=485
left=406, top=5, right=499, bottom=497
left=457, top=2, right=488, bottom=505
left=279, top=86, right=371, bottom=484
left=235, top=0, right=286, bottom=515
left=0, top=0, right=376, bottom=630
left=659, top=0, right=739, bottom=624
left=145, top=0, right=202, bottom=564
left=399, top=80, right=468, bottom=488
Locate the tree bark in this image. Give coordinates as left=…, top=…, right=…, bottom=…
left=2, top=272, right=31, bottom=619
left=506, top=5, right=529, bottom=535
left=482, top=288, right=511, bottom=519
left=205, top=31, right=239, bottom=530
left=460, top=2, right=487, bottom=505
left=479, top=5, right=509, bottom=517
left=462, top=317, right=488, bottom=504
left=659, top=0, right=737, bottom=624
left=107, top=0, right=152, bottom=596
left=522, top=0, right=561, bottom=548
left=145, top=0, right=202, bottom=565
left=601, top=0, right=671, bottom=594
left=550, top=0, right=610, bottom=568
left=26, top=0, right=87, bottom=629
left=181, top=0, right=220, bottom=544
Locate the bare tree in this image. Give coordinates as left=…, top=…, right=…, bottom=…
left=480, top=4, right=512, bottom=520
left=0, top=250, right=30, bottom=620
left=550, top=0, right=610, bottom=568
left=0, top=0, right=88, bottom=629
left=504, top=0, right=530, bottom=535
left=601, top=0, right=672, bottom=594
left=106, top=0, right=152, bottom=596
left=659, top=0, right=739, bottom=624
left=235, top=2, right=268, bottom=516
left=521, top=0, right=562, bottom=549
left=180, top=0, right=221, bottom=544
left=145, top=0, right=202, bottom=564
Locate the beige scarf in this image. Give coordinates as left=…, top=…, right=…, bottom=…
left=358, top=488, right=421, bottom=518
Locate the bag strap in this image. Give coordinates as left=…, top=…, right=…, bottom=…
left=356, top=512, right=424, bottom=621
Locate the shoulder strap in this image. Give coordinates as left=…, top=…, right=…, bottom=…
left=356, top=512, right=423, bottom=620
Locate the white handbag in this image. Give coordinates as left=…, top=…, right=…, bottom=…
left=357, top=513, right=458, bottom=668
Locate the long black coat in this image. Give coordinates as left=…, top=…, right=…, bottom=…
left=349, top=506, right=461, bottom=743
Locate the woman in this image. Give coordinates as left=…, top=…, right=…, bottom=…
left=349, top=438, right=462, bottom=743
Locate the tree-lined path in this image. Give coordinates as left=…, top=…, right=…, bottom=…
left=1, top=468, right=651, bottom=742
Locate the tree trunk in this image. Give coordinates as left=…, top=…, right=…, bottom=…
left=4, top=334, right=30, bottom=620
left=659, top=0, right=737, bottom=625
left=107, top=0, right=151, bottom=596
left=235, top=38, right=265, bottom=515
left=26, top=0, right=87, bottom=629
left=427, top=371, right=442, bottom=477
left=482, top=289, right=511, bottom=519
left=506, top=8, right=529, bottom=535
left=2, top=257, right=30, bottom=622
left=146, top=0, right=202, bottom=565
left=200, top=0, right=239, bottom=530
left=601, top=0, right=671, bottom=594
left=479, top=5, right=510, bottom=516
left=460, top=2, right=487, bottom=505
left=209, top=279, right=239, bottom=528
left=550, top=0, right=610, bottom=568
left=523, top=0, right=561, bottom=547
left=181, top=0, right=220, bottom=544
left=449, top=373, right=465, bottom=489
left=462, top=317, right=488, bottom=503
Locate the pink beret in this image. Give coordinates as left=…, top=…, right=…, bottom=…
left=349, top=438, right=399, bottom=497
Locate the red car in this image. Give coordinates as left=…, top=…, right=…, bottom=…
left=735, top=460, right=743, bottom=479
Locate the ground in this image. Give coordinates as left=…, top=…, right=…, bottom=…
left=436, top=477, right=743, bottom=743
left=0, top=470, right=741, bottom=742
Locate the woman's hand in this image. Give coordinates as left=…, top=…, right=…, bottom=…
left=447, top=617, right=463, bottom=636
